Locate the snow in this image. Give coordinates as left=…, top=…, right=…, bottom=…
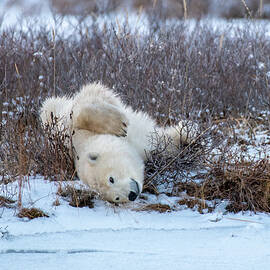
left=0, top=0, right=149, bottom=37
left=1, top=177, right=270, bottom=270
left=2, top=0, right=270, bottom=39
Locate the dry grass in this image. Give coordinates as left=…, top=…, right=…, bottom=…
left=178, top=198, right=214, bottom=214
left=0, top=196, right=16, bottom=208
left=177, top=157, right=270, bottom=213
left=135, top=203, right=172, bottom=213
left=0, top=112, right=75, bottom=182
left=57, top=185, right=96, bottom=208
left=17, top=207, right=49, bottom=219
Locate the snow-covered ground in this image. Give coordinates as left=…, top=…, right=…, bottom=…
left=1, top=177, right=270, bottom=270
left=0, top=0, right=149, bottom=36
left=2, top=0, right=270, bottom=38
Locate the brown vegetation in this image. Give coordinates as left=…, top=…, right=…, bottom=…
left=17, top=207, right=49, bottom=219
left=178, top=198, right=214, bottom=214
left=1, top=11, right=270, bottom=213
left=57, top=185, right=96, bottom=208
left=135, top=203, right=172, bottom=213
left=177, top=157, right=270, bottom=213
left=0, top=196, right=16, bottom=208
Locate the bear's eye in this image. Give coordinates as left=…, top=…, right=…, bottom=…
left=109, top=177, right=114, bottom=184
left=115, top=197, right=120, bottom=201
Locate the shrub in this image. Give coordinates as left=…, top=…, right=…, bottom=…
left=1, top=16, right=270, bottom=212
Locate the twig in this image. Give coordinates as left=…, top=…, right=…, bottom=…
left=145, top=126, right=211, bottom=187
left=240, top=0, right=252, bottom=18
left=182, top=0, right=187, bottom=20
left=225, top=217, right=264, bottom=224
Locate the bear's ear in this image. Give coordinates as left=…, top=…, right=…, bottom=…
left=87, top=152, right=99, bottom=164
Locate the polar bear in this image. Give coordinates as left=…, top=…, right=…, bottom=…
left=40, top=83, right=196, bottom=203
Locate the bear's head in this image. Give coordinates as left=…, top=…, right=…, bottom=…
left=75, top=135, right=144, bottom=203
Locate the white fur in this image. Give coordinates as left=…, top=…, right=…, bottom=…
left=40, top=82, right=195, bottom=203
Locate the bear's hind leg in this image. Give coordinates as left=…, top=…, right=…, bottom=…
left=159, top=120, right=198, bottom=150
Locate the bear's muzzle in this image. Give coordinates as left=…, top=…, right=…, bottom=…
left=129, top=179, right=140, bottom=201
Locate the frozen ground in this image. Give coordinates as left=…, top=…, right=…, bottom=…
left=1, top=178, right=270, bottom=270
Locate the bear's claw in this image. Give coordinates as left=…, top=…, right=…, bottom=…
left=121, top=128, right=127, bottom=137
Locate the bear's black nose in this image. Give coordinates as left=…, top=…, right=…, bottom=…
left=128, top=191, right=138, bottom=201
